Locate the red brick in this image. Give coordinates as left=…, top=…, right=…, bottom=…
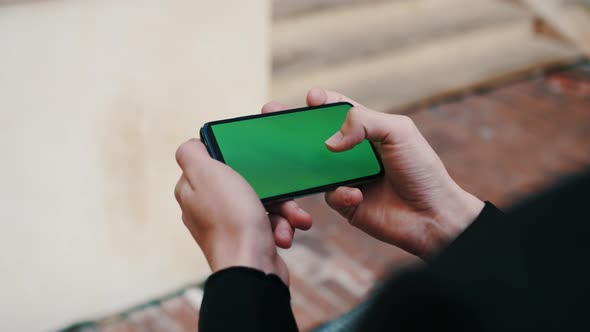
left=160, top=297, right=199, bottom=332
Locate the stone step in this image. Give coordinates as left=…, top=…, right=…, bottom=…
left=272, top=19, right=580, bottom=112
left=273, top=0, right=532, bottom=78
left=272, top=0, right=392, bottom=20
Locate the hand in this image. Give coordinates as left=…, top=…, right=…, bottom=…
left=307, top=88, right=485, bottom=259
left=174, top=139, right=294, bottom=284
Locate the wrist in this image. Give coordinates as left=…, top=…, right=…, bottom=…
left=427, top=183, right=484, bottom=256
left=439, top=184, right=485, bottom=235
left=203, top=233, right=289, bottom=285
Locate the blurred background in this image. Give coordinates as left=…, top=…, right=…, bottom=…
left=0, top=0, right=588, bottom=331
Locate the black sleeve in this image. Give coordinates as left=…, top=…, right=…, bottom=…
left=357, top=171, right=590, bottom=332
left=199, top=266, right=298, bottom=332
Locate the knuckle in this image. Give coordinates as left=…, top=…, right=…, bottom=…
left=344, top=107, right=368, bottom=141
left=181, top=213, right=190, bottom=227
left=398, top=115, right=414, bottom=127
left=348, top=106, right=362, bottom=118
left=174, top=182, right=182, bottom=204
left=395, top=115, right=417, bottom=134
left=345, top=107, right=362, bottom=125
left=174, top=186, right=180, bottom=202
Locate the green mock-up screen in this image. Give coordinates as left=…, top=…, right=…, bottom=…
left=210, top=103, right=381, bottom=200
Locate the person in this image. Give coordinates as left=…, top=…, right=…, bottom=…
left=174, top=88, right=589, bottom=331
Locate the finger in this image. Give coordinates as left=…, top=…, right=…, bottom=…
left=325, top=106, right=416, bottom=152
left=174, top=174, right=192, bottom=205
left=306, top=88, right=361, bottom=107
left=270, top=214, right=295, bottom=249
left=175, top=138, right=211, bottom=185
left=267, top=200, right=312, bottom=230
left=325, top=186, right=363, bottom=221
left=261, top=100, right=289, bottom=114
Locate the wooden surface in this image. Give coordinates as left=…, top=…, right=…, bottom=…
left=75, top=63, right=590, bottom=332
left=271, top=0, right=583, bottom=113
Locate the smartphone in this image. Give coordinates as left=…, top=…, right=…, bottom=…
left=200, top=102, right=384, bottom=204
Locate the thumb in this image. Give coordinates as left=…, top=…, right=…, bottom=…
left=325, top=106, right=415, bottom=152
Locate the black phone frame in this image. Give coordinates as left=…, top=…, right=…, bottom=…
left=199, top=102, right=384, bottom=205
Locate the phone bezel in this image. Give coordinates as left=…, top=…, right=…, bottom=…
left=199, top=102, right=384, bottom=204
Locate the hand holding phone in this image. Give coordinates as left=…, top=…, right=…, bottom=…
left=302, top=88, right=485, bottom=259
left=175, top=138, right=292, bottom=284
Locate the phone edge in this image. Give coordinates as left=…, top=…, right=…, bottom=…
left=200, top=124, right=224, bottom=162
left=260, top=169, right=383, bottom=205
left=204, top=102, right=354, bottom=127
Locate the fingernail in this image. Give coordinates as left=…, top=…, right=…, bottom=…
left=326, top=131, right=343, bottom=146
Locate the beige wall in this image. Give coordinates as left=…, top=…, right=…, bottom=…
left=0, top=0, right=269, bottom=330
